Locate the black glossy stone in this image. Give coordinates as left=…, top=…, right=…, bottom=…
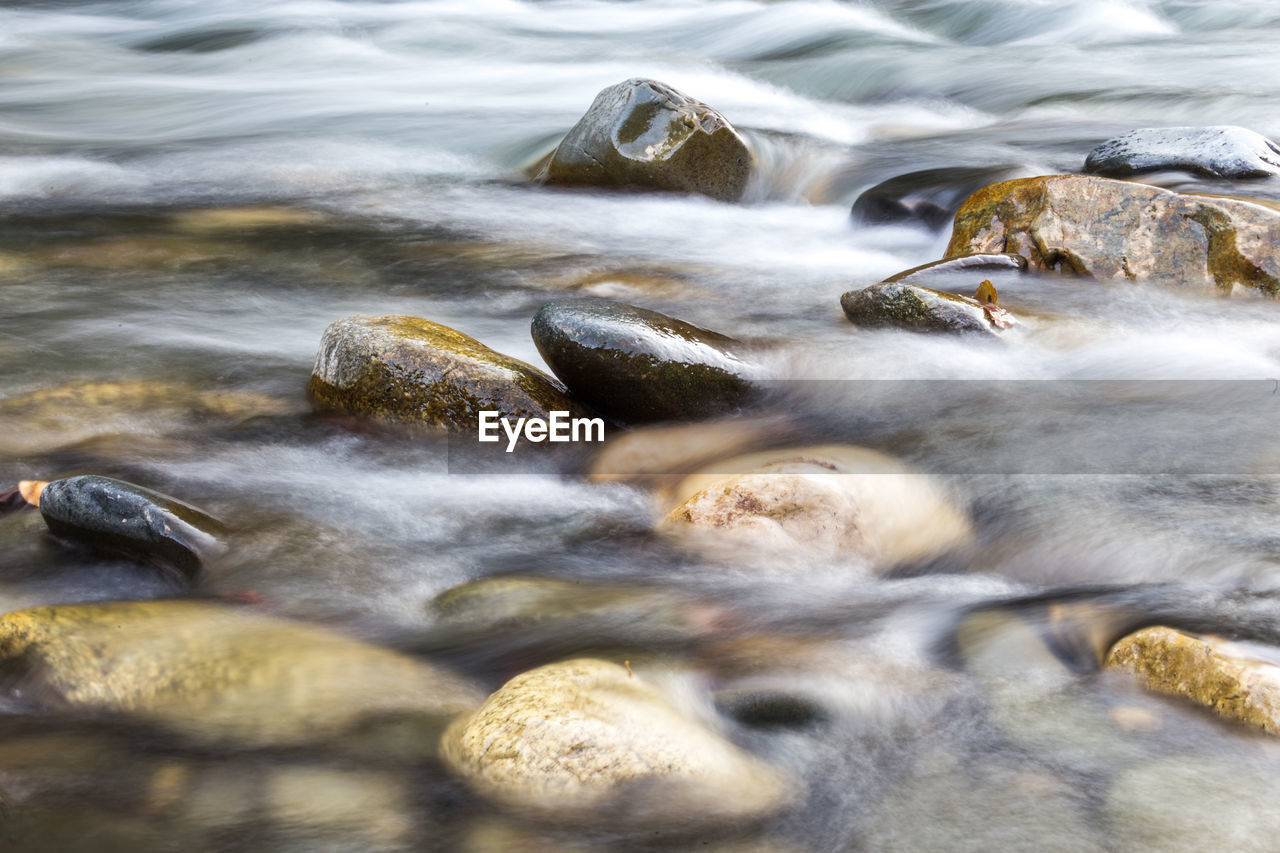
left=38, top=475, right=226, bottom=580
left=531, top=298, right=757, bottom=424
left=714, top=688, right=828, bottom=729
left=851, top=166, right=1021, bottom=230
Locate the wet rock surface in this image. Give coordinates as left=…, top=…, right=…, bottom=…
left=541, top=78, right=753, bottom=202
left=883, top=253, right=1028, bottom=286
left=440, top=658, right=791, bottom=827
left=1105, top=626, right=1280, bottom=734
left=945, top=174, right=1280, bottom=293
left=531, top=298, right=758, bottom=424
left=309, top=314, right=588, bottom=430
left=840, top=281, right=1007, bottom=336
left=0, top=600, right=483, bottom=752
left=658, top=445, right=972, bottom=568
left=37, top=475, right=226, bottom=580
left=1085, top=126, right=1280, bottom=179
left=851, top=165, right=1024, bottom=230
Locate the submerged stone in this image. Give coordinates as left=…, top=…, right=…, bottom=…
left=440, top=658, right=791, bottom=827
left=542, top=78, right=753, bottom=202
left=1105, top=626, right=1280, bottom=734
left=851, top=165, right=1023, bottom=230
left=1085, top=126, right=1280, bottom=179
left=0, top=600, right=483, bottom=752
left=37, top=475, right=226, bottom=580
left=531, top=297, right=758, bottom=424
left=658, top=445, right=972, bottom=569
left=309, top=314, right=589, bottom=431
left=945, top=175, right=1280, bottom=293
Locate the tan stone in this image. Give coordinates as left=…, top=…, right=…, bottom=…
left=658, top=445, right=972, bottom=568
left=440, top=659, right=792, bottom=826
left=945, top=175, right=1280, bottom=293
left=1105, top=625, right=1280, bottom=733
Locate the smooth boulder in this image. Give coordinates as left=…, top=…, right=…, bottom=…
left=1085, top=126, right=1280, bottom=179
left=945, top=175, right=1280, bottom=293
left=440, top=658, right=791, bottom=826
left=658, top=445, right=972, bottom=569
left=1105, top=626, right=1280, bottom=734
left=531, top=298, right=757, bottom=424
left=840, top=281, right=1008, bottom=336
left=310, top=314, right=588, bottom=430
left=851, top=165, right=1022, bottom=230
left=0, top=600, right=483, bottom=752
left=542, top=79, right=753, bottom=202
left=36, top=475, right=225, bottom=580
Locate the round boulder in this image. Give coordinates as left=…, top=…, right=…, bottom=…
left=309, top=314, right=589, bottom=431
left=840, top=281, right=1007, bottom=336
left=542, top=78, right=753, bottom=202
left=440, top=658, right=792, bottom=827
left=531, top=297, right=758, bottom=424
left=1085, top=126, right=1280, bottom=179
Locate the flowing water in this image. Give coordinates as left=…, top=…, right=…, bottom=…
left=5, top=0, right=1280, bottom=850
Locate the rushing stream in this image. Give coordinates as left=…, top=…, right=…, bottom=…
left=5, top=1, right=1280, bottom=850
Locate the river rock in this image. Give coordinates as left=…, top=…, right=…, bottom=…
left=884, top=253, right=1028, bottom=286
left=658, top=445, right=972, bottom=569
left=531, top=298, right=758, bottom=424
left=1105, top=626, right=1280, bottom=734
left=851, top=165, right=1023, bottom=230
left=0, top=600, right=483, bottom=752
left=587, top=415, right=795, bottom=484
left=37, top=475, right=226, bottom=580
left=542, top=79, right=753, bottom=203
left=840, top=281, right=1007, bottom=336
left=309, top=314, right=589, bottom=431
left=1085, top=126, right=1280, bottom=179
left=440, top=658, right=791, bottom=827
left=944, top=175, right=1280, bottom=293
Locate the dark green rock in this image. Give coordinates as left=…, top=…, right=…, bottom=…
left=840, top=281, right=1001, bottom=336
left=531, top=298, right=757, bottom=424
left=1085, top=126, right=1280, bottom=179
left=309, top=314, right=590, bottom=430
left=38, top=475, right=226, bottom=579
left=542, top=78, right=753, bottom=202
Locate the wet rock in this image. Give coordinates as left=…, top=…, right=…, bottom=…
left=713, top=688, right=827, bottom=729
left=851, top=165, right=1023, bottom=230
left=945, top=175, right=1280, bottom=294
left=0, top=600, right=483, bottom=752
left=542, top=79, right=753, bottom=202
left=658, top=445, right=972, bottom=569
left=883, top=253, right=1028, bottom=286
left=440, top=658, right=791, bottom=827
left=36, top=475, right=226, bottom=580
left=531, top=298, right=758, bottom=424
left=1105, top=626, right=1280, bottom=734
left=1107, top=757, right=1280, bottom=852
left=587, top=415, right=795, bottom=484
left=309, top=314, right=589, bottom=431
left=840, top=281, right=1007, bottom=336
left=1085, top=126, right=1280, bottom=179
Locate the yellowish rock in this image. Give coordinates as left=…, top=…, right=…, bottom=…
left=658, top=445, right=971, bottom=568
left=1105, top=625, right=1280, bottom=733
left=440, top=659, right=792, bottom=827
left=0, top=600, right=483, bottom=751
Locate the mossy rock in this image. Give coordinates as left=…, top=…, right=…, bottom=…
left=840, top=281, right=1004, bottom=336
left=1106, top=626, right=1280, bottom=734
left=1085, top=126, right=1280, bottom=179
left=531, top=297, right=757, bottom=424
left=945, top=174, right=1280, bottom=294
left=309, top=314, right=589, bottom=431
left=440, top=658, right=792, bottom=828
left=38, top=475, right=226, bottom=580
left=0, top=599, right=483, bottom=752
left=541, top=78, right=753, bottom=202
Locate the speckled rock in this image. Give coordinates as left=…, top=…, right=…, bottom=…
left=658, top=445, right=972, bottom=569
left=37, top=475, right=226, bottom=580
left=531, top=298, right=757, bottom=424
left=440, top=658, right=791, bottom=826
left=840, top=281, right=1007, bottom=336
left=945, top=175, right=1280, bottom=293
left=309, top=314, right=589, bottom=430
left=0, top=600, right=483, bottom=752
left=1085, top=126, right=1280, bottom=179
left=1105, top=626, right=1280, bottom=734
left=542, top=79, right=753, bottom=202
